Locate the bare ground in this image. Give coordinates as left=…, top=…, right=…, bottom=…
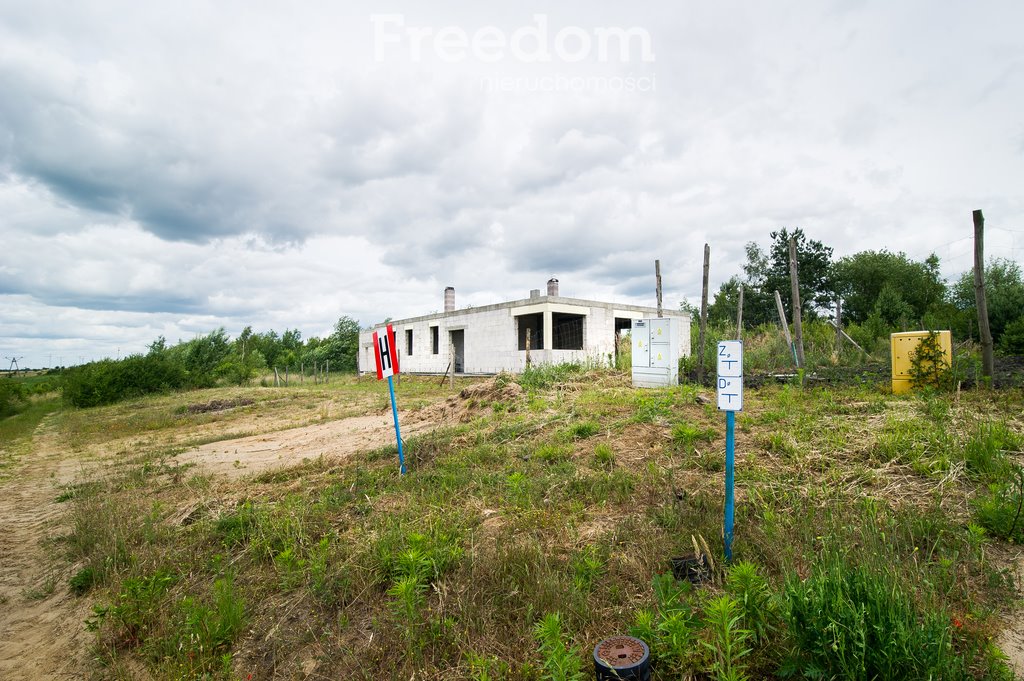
left=0, top=415, right=94, bottom=680
left=177, top=412, right=438, bottom=480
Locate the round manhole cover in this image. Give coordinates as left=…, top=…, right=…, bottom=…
left=594, top=635, right=648, bottom=668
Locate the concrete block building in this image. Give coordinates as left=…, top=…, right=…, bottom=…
left=358, top=279, right=691, bottom=375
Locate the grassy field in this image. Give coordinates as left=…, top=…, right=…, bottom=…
left=23, top=368, right=1024, bottom=679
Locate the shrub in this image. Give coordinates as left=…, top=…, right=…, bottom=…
left=999, top=316, right=1024, bottom=354
left=908, top=330, right=951, bottom=391
left=62, top=354, right=187, bottom=408
left=0, top=379, right=27, bottom=417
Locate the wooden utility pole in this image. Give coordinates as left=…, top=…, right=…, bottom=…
left=655, top=259, right=663, bottom=318
left=736, top=285, right=744, bottom=339
left=697, top=244, right=710, bottom=384
left=774, top=290, right=796, bottom=365
left=525, top=328, right=532, bottom=368
left=973, top=209, right=994, bottom=382
left=788, top=237, right=805, bottom=369
left=834, top=297, right=843, bottom=353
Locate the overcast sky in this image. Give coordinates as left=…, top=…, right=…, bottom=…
left=1, top=1, right=1022, bottom=368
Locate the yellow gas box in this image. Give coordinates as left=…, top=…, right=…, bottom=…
left=890, top=330, right=952, bottom=394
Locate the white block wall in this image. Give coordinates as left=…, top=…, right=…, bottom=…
left=359, top=299, right=690, bottom=375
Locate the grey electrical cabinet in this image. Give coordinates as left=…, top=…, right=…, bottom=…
left=631, top=317, right=680, bottom=388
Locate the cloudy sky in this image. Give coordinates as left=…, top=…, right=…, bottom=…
left=1, top=1, right=1022, bottom=368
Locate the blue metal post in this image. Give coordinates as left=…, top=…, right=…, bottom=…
left=724, top=410, right=735, bottom=561
left=387, top=375, right=406, bottom=475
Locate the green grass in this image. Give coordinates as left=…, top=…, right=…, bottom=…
left=21, top=372, right=1021, bottom=679
left=0, top=396, right=59, bottom=476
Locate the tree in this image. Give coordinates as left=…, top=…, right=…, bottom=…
left=309, top=316, right=361, bottom=371
left=833, top=251, right=945, bottom=325
left=873, top=283, right=915, bottom=329
left=737, top=229, right=834, bottom=326
left=708, top=276, right=743, bottom=326
left=763, top=228, right=835, bottom=317
left=169, top=328, right=232, bottom=387
left=952, top=258, right=1024, bottom=345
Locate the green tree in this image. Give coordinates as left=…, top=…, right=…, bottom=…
left=708, top=276, right=743, bottom=326
left=738, top=229, right=834, bottom=325
left=833, top=250, right=946, bottom=325
left=307, top=316, right=361, bottom=371
left=951, top=258, right=1024, bottom=344
left=764, top=228, right=835, bottom=317
left=169, top=329, right=232, bottom=388
left=873, top=282, right=915, bottom=329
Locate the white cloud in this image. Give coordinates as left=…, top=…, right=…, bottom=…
left=1, top=0, right=1023, bottom=367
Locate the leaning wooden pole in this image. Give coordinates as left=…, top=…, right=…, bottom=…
left=788, top=237, right=806, bottom=369
left=697, top=244, right=710, bottom=384
left=834, top=297, right=843, bottom=354
left=774, top=290, right=796, bottom=365
left=973, top=209, right=995, bottom=383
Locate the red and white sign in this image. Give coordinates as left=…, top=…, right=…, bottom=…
left=373, top=324, right=400, bottom=380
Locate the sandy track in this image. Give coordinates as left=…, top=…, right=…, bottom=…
left=0, top=415, right=94, bottom=680
left=178, top=411, right=439, bottom=479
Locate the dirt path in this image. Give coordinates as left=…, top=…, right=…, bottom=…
left=0, top=414, right=94, bottom=680
left=178, top=411, right=440, bottom=479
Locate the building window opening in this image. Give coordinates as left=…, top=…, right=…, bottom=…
left=516, top=313, right=544, bottom=350
left=552, top=313, right=584, bottom=350
left=405, top=329, right=413, bottom=356
left=431, top=326, right=439, bottom=354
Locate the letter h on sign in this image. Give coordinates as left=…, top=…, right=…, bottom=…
left=373, top=324, right=400, bottom=380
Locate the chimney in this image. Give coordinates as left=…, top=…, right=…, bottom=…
left=444, top=286, right=455, bottom=312
left=530, top=289, right=541, bottom=299
left=547, top=277, right=559, bottom=297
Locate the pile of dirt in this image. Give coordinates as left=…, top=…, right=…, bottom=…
left=459, top=376, right=524, bottom=402
left=183, top=398, right=255, bottom=414
left=413, top=376, right=525, bottom=424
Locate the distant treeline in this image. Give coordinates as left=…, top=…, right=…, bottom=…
left=61, top=316, right=361, bottom=408
left=688, top=228, right=1024, bottom=356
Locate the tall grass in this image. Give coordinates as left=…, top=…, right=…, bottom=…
left=783, top=552, right=967, bottom=680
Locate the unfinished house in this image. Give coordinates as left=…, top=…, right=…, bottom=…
left=358, top=279, right=691, bottom=375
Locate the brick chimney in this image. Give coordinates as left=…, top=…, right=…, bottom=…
left=547, top=278, right=559, bottom=296
left=444, top=286, right=455, bottom=312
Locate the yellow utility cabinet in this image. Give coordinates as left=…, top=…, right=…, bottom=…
left=890, top=330, right=952, bottom=394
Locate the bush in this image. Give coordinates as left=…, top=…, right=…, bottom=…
left=0, top=379, right=27, bottom=418
left=999, top=316, right=1024, bottom=355
left=62, top=354, right=187, bottom=408
left=908, top=330, right=951, bottom=391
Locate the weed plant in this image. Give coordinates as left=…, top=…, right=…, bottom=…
left=782, top=551, right=968, bottom=680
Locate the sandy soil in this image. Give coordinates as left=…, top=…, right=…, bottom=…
left=177, top=411, right=439, bottom=479
left=0, top=415, right=95, bottom=680
left=998, top=554, right=1024, bottom=678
